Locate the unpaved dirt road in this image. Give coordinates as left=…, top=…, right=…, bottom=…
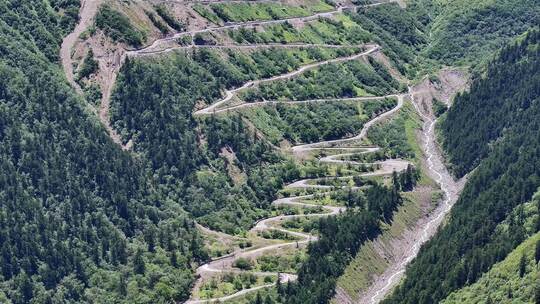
left=60, top=2, right=462, bottom=302
left=186, top=88, right=410, bottom=303
left=194, top=44, right=380, bottom=115
left=129, top=1, right=396, bottom=55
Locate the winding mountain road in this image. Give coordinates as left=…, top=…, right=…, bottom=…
left=185, top=72, right=410, bottom=302
left=60, top=1, right=462, bottom=302
left=129, top=1, right=395, bottom=55
left=194, top=44, right=380, bottom=115
left=186, top=69, right=462, bottom=303
left=62, top=0, right=394, bottom=151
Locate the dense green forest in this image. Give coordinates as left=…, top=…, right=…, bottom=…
left=408, top=0, right=540, bottom=65
left=383, top=29, right=540, bottom=304
left=442, top=230, right=540, bottom=303
left=0, top=1, right=208, bottom=303
left=441, top=29, right=540, bottom=176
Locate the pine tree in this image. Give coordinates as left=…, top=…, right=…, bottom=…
left=118, top=273, right=127, bottom=296
left=506, top=286, right=512, bottom=299
left=171, top=250, right=178, bottom=267
left=17, top=272, right=33, bottom=303
left=146, top=229, right=156, bottom=253
left=536, top=240, right=540, bottom=264
left=392, top=171, right=400, bottom=191
left=519, top=253, right=527, bottom=277
left=134, top=248, right=145, bottom=275
left=536, top=199, right=540, bottom=232
left=264, top=294, right=274, bottom=304
left=276, top=273, right=283, bottom=295
left=255, top=292, right=263, bottom=304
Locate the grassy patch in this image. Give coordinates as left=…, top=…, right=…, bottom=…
left=193, top=4, right=222, bottom=25
left=228, top=17, right=372, bottom=45
left=334, top=239, right=389, bottom=299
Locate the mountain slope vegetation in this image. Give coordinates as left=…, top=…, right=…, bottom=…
left=0, top=1, right=206, bottom=303
left=442, top=201, right=540, bottom=303
left=3, top=0, right=539, bottom=303
left=409, top=0, right=540, bottom=65
left=383, top=28, right=540, bottom=304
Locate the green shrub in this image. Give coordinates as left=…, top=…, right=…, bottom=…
left=95, top=5, right=145, bottom=47
left=193, top=4, right=222, bottom=24
left=234, top=257, right=253, bottom=270
left=432, top=98, right=447, bottom=117
left=145, top=10, right=169, bottom=34
left=76, top=49, right=98, bottom=81
left=155, top=5, right=185, bottom=31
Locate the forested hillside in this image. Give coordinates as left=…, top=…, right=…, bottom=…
left=443, top=209, right=540, bottom=303
left=383, top=29, right=540, bottom=304
left=5, top=0, right=538, bottom=302
left=111, top=49, right=334, bottom=233
left=408, top=0, right=540, bottom=64
left=0, top=1, right=206, bottom=303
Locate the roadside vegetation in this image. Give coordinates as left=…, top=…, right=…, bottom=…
left=197, top=273, right=276, bottom=300
left=241, top=59, right=401, bottom=102
left=367, top=101, right=422, bottom=162
left=239, top=98, right=397, bottom=145
left=154, top=4, right=186, bottom=32
left=95, top=5, right=146, bottom=47
left=198, top=0, right=333, bottom=23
